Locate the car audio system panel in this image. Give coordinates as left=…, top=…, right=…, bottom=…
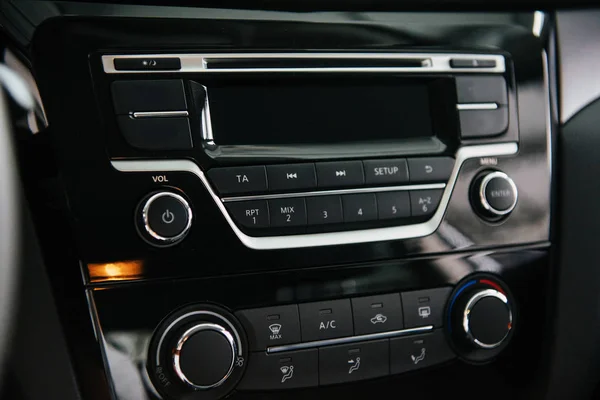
left=103, top=52, right=524, bottom=249
left=28, top=11, right=552, bottom=400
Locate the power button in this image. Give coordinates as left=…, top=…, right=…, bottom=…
left=139, top=191, right=192, bottom=246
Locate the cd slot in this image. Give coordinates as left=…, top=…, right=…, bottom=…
left=203, top=57, right=429, bottom=70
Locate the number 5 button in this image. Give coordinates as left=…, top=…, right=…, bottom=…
left=306, top=196, right=343, bottom=225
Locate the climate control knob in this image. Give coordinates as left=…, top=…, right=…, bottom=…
left=462, top=288, right=512, bottom=349
left=447, top=276, right=514, bottom=362
left=471, top=171, right=518, bottom=220
left=173, top=323, right=237, bottom=389
left=147, top=305, right=247, bottom=400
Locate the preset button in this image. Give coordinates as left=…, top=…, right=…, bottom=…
left=306, top=196, right=343, bottom=225
left=342, top=194, right=377, bottom=223
left=225, top=200, right=269, bottom=228
left=268, top=198, right=307, bottom=227
left=410, top=189, right=443, bottom=217
left=376, top=192, right=410, bottom=220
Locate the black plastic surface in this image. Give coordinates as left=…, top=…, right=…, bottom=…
left=117, top=116, right=193, bottom=150
left=111, top=80, right=187, bottom=113
left=459, top=109, right=509, bottom=138
left=455, top=76, right=508, bottom=105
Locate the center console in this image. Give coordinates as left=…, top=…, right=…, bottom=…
left=27, top=9, right=552, bottom=400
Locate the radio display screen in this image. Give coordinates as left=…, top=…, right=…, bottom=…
left=208, top=79, right=435, bottom=146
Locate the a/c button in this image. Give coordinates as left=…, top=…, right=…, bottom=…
left=299, top=299, right=354, bottom=342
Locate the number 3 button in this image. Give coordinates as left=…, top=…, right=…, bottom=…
left=306, top=196, right=343, bottom=225
left=342, top=194, right=378, bottom=222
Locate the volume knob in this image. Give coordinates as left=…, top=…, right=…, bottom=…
left=136, top=191, right=193, bottom=246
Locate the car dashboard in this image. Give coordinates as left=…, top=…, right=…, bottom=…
left=1, top=2, right=599, bottom=400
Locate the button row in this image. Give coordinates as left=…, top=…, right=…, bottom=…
left=207, top=157, right=454, bottom=196
left=235, top=288, right=451, bottom=352
left=226, top=190, right=443, bottom=230
left=237, top=329, right=454, bottom=390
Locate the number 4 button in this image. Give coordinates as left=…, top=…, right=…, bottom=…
left=342, top=194, right=377, bottom=222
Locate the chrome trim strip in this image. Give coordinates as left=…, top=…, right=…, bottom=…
left=456, top=103, right=499, bottom=111
left=267, top=326, right=434, bottom=353
left=111, top=142, right=518, bottom=250
left=222, top=183, right=447, bottom=203
left=102, top=53, right=506, bottom=74
left=132, top=111, right=189, bottom=118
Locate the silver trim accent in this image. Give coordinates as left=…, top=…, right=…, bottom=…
left=132, top=111, right=189, bottom=118
left=267, top=325, right=433, bottom=354
left=478, top=171, right=518, bottom=216
left=222, top=183, right=446, bottom=203
left=102, top=53, right=506, bottom=74
left=456, top=103, right=499, bottom=111
left=156, top=311, right=243, bottom=366
left=112, top=142, right=518, bottom=250
left=172, top=323, right=236, bottom=390
left=142, top=192, right=193, bottom=242
left=462, top=289, right=512, bottom=349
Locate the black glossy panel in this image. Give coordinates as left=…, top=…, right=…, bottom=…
left=90, top=249, right=549, bottom=399
left=459, top=108, right=509, bottom=138
left=455, top=76, right=508, bottom=104
left=111, top=79, right=187, bottom=113
left=117, top=116, right=193, bottom=150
